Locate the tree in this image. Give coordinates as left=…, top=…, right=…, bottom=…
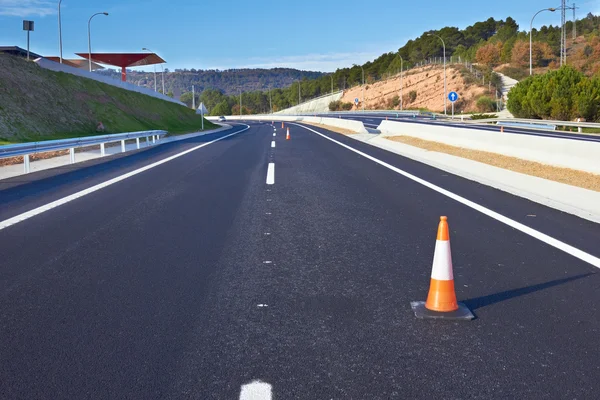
left=476, top=42, right=503, bottom=66
left=510, top=40, right=530, bottom=67
left=211, top=100, right=232, bottom=116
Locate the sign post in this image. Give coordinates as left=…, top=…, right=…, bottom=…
left=354, top=97, right=359, bottom=108
left=448, top=91, right=459, bottom=119
left=23, top=20, right=34, bottom=61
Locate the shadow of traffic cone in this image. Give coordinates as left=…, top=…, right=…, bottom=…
left=411, top=216, right=474, bottom=320
left=286, top=128, right=290, bottom=140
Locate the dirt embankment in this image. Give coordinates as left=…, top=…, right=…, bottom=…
left=341, top=65, right=489, bottom=113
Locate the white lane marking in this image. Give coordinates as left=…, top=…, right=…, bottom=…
left=271, top=141, right=276, bottom=148
left=240, top=380, right=272, bottom=400
left=273, top=133, right=276, bottom=137
left=0, top=126, right=250, bottom=231
left=292, top=123, right=600, bottom=269
left=257, top=304, right=268, bottom=308
left=263, top=261, right=273, bottom=264
left=266, top=162, right=275, bottom=185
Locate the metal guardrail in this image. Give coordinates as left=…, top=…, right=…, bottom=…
left=464, top=118, right=600, bottom=130
left=496, top=121, right=557, bottom=131
left=0, top=130, right=167, bottom=173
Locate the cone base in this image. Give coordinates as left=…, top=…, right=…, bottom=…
left=411, top=301, right=474, bottom=321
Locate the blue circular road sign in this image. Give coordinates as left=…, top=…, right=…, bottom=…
left=354, top=98, right=360, bottom=105
left=448, top=91, right=459, bottom=102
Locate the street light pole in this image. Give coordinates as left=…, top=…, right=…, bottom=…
left=161, top=64, right=165, bottom=94
left=399, top=56, right=403, bottom=111
left=269, top=86, right=272, bottom=114
left=58, top=0, right=63, bottom=63
left=353, top=64, right=365, bottom=111
left=331, top=75, right=334, bottom=95
left=88, top=12, right=108, bottom=72
left=530, top=8, right=556, bottom=75
left=142, top=47, right=158, bottom=91
left=428, top=33, right=447, bottom=115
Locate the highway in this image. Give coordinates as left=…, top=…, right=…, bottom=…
left=1, top=122, right=599, bottom=399
left=317, top=112, right=600, bottom=142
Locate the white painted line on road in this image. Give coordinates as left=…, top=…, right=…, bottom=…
left=293, top=123, right=600, bottom=269
left=271, top=141, right=276, bottom=148
left=266, top=163, right=275, bottom=185
left=273, top=133, right=276, bottom=137
left=257, top=304, right=268, bottom=308
left=240, top=380, right=272, bottom=400
left=0, top=125, right=251, bottom=231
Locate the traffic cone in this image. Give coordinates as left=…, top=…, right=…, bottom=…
left=282, top=122, right=284, bottom=129
left=411, top=216, right=474, bottom=320
left=500, top=126, right=504, bottom=133
left=286, top=128, right=290, bottom=140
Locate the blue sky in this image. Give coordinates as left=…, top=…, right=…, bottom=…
left=1, top=0, right=598, bottom=72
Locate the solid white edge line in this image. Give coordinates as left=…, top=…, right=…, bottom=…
left=291, top=123, right=600, bottom=269
left=0, top=125, right=251, bottom=231
left=266, top=162, right=275, bottom=185
left=271, top=141, right=276, bottom=148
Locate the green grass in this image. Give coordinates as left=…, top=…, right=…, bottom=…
left=0, top=54, right=220, bottom=143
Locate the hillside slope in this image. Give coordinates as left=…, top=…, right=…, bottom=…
left=340, top=64, right=492, bottom=113
left=0, top=55, right=213, bottom=143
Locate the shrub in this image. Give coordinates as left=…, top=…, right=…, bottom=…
left=476, top=96, right=496, bottom=112
left=409, top=90, right=417, bottom=103
left=471, top=113, right=498, bottom=120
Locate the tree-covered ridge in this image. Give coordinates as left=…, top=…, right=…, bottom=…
left=95, top=68, right=325, bottom=96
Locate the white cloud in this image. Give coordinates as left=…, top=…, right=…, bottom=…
left=0, top=0, right=55, bottom=17
left=198, top=52, right=383, bottom=72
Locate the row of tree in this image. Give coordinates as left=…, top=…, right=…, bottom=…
left=507, top=66, right=600, bottom=121
left=177, top=13, right=599, bottom=115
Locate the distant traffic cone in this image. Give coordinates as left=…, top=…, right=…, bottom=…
left=286, top=128, right=290, bottom=140
left=282, top=122, right=284, bottom=129
left=500, top=126, right=504, bottom=133
left=411, top=216, right=474, bottom=320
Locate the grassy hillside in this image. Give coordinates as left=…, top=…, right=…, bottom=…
left=0, top=55, right=216, bottom=143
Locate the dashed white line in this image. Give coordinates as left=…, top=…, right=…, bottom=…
left=271, top=141, right=276, bottom=148
left=266, top=162, right=275, bottom=185
left=292, top=123, right=600, bottom=269
left=273, top=132, right=276, bottom=137
left=240, top=380, right=272, bottom=400
left=0, top=125, right=250, bottom=231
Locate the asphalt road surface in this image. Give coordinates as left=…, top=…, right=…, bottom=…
left=1, top=122, right=599, bottom=399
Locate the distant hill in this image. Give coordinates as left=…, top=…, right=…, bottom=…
left=94, top=68, right=326, bottom=96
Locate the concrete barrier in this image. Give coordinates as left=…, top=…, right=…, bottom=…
left=377, top=120, right=600, bottom=174
left=207, top=115, right=368, bottom=134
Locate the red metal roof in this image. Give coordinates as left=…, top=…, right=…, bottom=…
left=74, top=53, right=165, bottom=68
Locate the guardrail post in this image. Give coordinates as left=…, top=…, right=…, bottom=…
left=24, top=154, right=30, bottom=173
left=100, top=143, right=105, bottom=157
left=152, top=135, right=156, bottom=144
left=136, top=138, right=140, bottom=149
left=146, top=136, right=149, bottom=147
left=69, top=148, right=75, bottom=164
left=121, top=140, right=125, bottom=153
left=578, top=127, right=582, bottom=133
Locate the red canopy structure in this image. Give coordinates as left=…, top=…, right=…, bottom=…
left=75, top=52, right=165, bottom=81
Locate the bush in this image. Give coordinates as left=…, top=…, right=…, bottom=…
left=330, top=100, right=355, bottom=111
left=476, top=96, right=496, bottom=112
left=507, top=66, right=600, bottom=121
left=387, top=95, right=400, bottom=108
left=471, top=113, right=498, bottom=120
left=408, top=90, right=417, bottom=103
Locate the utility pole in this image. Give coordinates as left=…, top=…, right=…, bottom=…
left=192, top=85, right=195, bottom=109
left=239, top=89, right=242, bottom=118
left=561, top=0, right=567, bottom=66
left=269, top=86, right=272, bottom=114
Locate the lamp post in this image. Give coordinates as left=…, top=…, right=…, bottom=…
left=427, top=33, right=447, bottom=115
left=353, top=64, right=365, bottom=111
left=269, top=86, right=272, bottom=114
left=399, top=56, right=403, bottom=111
left=58, top=0, right=63, bottom=63
left=530, top=8, right=556, bottom=75
left=142, top=47, right=158, bottom=91
left=331, top=75, right=334, bottom=95
left=160, top=64, right=165, bottom=94
left=296, top=79, right=301, bottom=105
left=88, top=12, right=108, bottom=72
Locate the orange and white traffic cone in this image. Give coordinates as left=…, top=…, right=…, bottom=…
left=411, top=216, right=474, bottom=320
left=286, top=128, right=290, bottom=140
left=500, top=126, right=504, bottom=133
